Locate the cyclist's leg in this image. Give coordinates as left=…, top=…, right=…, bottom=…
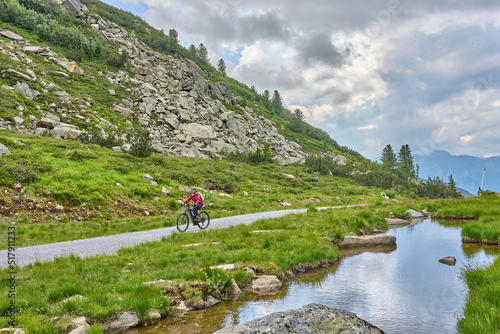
left=193, top=204, right=202, bottom=218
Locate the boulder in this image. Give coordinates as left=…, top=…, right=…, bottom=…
left=66, top=61, right=84, bottom=75
left=439, top=256, right=457, bottom=266
left=0, top=143, right=11, bottom=157
left=205, top=296, right=221, bottom=308
left=147, top=309, right=161, bottom=321
left=405, top=209, right=424, bottom=219
left=51, top=125, right=81, bottom=139
left=179, top=123, right=217, bottom=140
left=247, top=275, right=282, bottom=295
left=214, top=303, right=384, bottom=334
left=13, top=82, right=39, bottom=100
left=228, top=278, right=242, bottom=299
left=22, top=46, right=46, bottom=53
left=55, top=0, right=89, bottom=16
left=332, top=154, right=347, bottom=165
left=303, top=198, right=320, bottom=203
left=385, top=218, right=410, bottom=227
left=67, top=317, right=89, bottom=334
left=0, top=30, right=23, bottom=41
left=102, top=311, right=140, bottom=332
left=337, top=235, right=396, bottom=249
left=277, top=199, right=292, bottom=207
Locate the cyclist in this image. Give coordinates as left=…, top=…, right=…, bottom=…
left=183, top=186, right=204, bottom=223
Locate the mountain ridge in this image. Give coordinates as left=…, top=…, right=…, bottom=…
left=415, top=150, right=500, bottom=193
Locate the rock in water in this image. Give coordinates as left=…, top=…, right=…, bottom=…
left=439, top=256, right=457, bottom=266
left=214, top=303, right=384, bottom=333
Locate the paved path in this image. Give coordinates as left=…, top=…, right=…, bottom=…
left=0, top=205, right=368, bottom=268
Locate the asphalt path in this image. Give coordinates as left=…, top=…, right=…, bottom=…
left=0, top=205, right=368, bottom=268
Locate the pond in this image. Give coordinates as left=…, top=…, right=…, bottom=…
left=130, top=219, right=500, bottom=334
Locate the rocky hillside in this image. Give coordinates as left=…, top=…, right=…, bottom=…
left=0, top=0, right=354, bottom=166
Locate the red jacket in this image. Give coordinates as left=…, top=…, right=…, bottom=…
left=184, top=192, right=203, bottom=205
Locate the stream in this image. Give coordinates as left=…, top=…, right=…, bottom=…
left=130, top=219, right=500, bottom=334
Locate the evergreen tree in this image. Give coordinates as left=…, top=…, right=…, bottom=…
left=397, top=144, right=416, bottom=178
left=217, top=58, right=226, bottom=75
left=380, top=144, right=397, bottom=170
left=293, top=108, right=305, bottom=121
left=197, top=43, right=210, bottom=63
left=262, top=89, right=271, bottom=109
left=168, top=29, right=178, bottom=43
left=271, top=90, right=282, bottom=113
left=189, top=44, right=197, bottom=59
left=448, top=175, right=456, bottom=191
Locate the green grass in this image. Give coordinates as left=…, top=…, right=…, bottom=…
left=0, top=130, right=393, bottom=249
left=0, top=205, right=394, bottom=331
left=457, top=258, right=500, bottom=334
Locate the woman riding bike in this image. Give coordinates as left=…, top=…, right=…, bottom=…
left=183, top=187, right=204, bottom=224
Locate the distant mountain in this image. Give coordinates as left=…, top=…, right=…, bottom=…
left=456, top=187, right=474, bottom=198
left=415, top=150, right=500, bottom=194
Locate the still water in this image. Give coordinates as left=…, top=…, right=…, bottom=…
left=131, top=219, right=499, bottom=334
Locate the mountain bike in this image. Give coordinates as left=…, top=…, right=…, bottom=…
left=176, top=204, right=210, bottom=232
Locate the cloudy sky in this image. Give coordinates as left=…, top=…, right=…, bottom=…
left=101, top=0, right=500, bottom=159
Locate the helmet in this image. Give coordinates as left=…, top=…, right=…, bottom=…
left=191, top=186, right=197, bottom=190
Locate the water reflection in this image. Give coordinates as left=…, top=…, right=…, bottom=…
left=130, top=219, right=499, bottom=334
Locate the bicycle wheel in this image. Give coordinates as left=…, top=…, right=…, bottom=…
left=198, top=211, right=210, bottom=229
left=176, top=213, right=189, bottom=232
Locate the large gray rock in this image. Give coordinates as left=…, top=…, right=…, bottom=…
left=405, top=209, right=424, bottom=219
left=0, top=143, right=11, bottom=157
left=385, top=218, right=410, bottom=227
left=215, top=303, right=384, bottom=334
left=0, top=30, right=23, bottom=41
left=179, top=123, right=217, bottom=140
left=337, top=235, right=396, bottom=249
left=51, top=0, right=88, bottom=16
left=13, top=82, right=40, bottom=100
left=247, top=275, right=282, bottom=295
left=103, top=311, right=140, bottom=332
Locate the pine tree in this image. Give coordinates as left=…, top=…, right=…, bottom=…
left=293, top=108, right=305, bottom=121
left=262, top=90, right=271, bottom=109
left=197, top=43, right=210, bottom=63
left=271, top=90, right=282, bottom=113
left=217, top=58, right=226, bottom=75
left=397, top=144, right=416, bottom=178
left=381, top=144, right=397, bottom=170
left=168, top=29, right=178, bottom=43
left=448, top=175, right=456, bottom=191
left=189, top=44, right=197, bottom=59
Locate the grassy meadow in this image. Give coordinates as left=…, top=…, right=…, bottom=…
left=0, top=130, right=389, bottom=249
left=0, top=143, right=499, bottom=333
left=0, top=205, right=391, bottom=332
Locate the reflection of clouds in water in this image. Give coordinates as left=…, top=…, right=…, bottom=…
left=221, top=220, right=500, bottom=333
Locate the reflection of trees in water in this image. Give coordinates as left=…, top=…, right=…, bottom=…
left=462, top=243, right=500, bottom=258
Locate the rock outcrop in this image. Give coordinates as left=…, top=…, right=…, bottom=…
left=0, top=18, right=310, bottom=165
left=50, top=0, right=89, bottom=16
left=214, top=303, right=384, bottom=334
left=337, top=235, right=396, bottom=248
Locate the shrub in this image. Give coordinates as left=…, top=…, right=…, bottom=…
left=80, top=128, right=123, bottom=149
left=202, top=268, right=232, bottom=299
left=127, top=128, right=153, bottom=158
left=225, top=144, right=274, bottom=165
